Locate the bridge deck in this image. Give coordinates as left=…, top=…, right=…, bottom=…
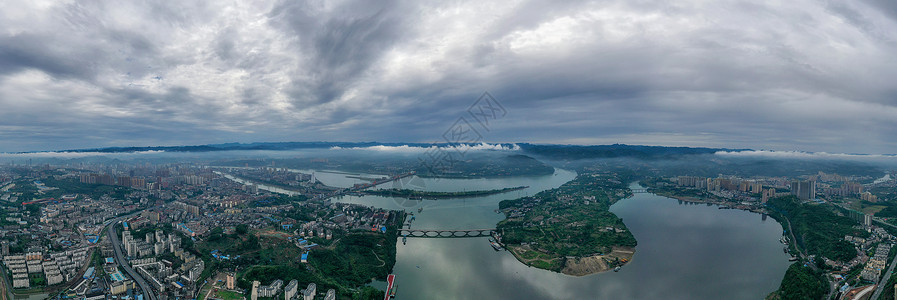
left=400, top=228, right=496, bottom=238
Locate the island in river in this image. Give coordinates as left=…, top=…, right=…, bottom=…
left=496, top=172, right=637, bottom=276
left=364, top=186, right=528, bottom=199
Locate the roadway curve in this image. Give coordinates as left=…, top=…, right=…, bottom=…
left=107, top=216, right=159, bottom=300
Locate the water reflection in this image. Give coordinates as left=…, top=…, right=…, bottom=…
left=228, top=168, right=790, bottom=299
left=342, top=177, right=790, bottom=299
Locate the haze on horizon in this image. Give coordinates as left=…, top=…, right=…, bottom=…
left=2, top=1, right=896, bottom=154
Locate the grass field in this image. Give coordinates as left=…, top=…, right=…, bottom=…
left=214, top=290, right=244, bottom=300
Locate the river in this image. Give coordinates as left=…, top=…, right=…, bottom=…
left=224, top=168, right=792, bottom=299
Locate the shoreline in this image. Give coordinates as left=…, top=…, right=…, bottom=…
left=493, top=174, right=638, bottom=277
left=650, top=190, right=769, bottom=215
left=504, top=244, right=635, bottom=276
left=365, top=186, right=529, bottom=200
left=499, top=187, right=768, bottom=277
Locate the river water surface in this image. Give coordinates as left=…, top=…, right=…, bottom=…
left=229, top=168, right=792, bottom=299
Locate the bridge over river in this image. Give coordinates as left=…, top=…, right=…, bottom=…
left=400, top=228, right=495, bottom=238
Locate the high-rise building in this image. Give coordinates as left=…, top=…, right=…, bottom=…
left=862, top=192, right=879, bottom=202
left=117, top=176, right=131, bottom=187
left=300, top=283, right=317, bottom=300
left=226, top=273, right=235, bottom=290
left=251, top=281, right=260, bottom=300
left=761, top=188, right=776, bottom=203
left=284, top=280, right=298, bottom=300
left=791, top=180, right=816, bottom=200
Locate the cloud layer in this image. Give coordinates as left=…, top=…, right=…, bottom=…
left=715, top=150, right=897, bottom=160
left=2, top=0, right=896, bottom=153
left=331, top=143, right=521, bottom=153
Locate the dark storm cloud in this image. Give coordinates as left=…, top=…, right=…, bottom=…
left=1, top=0, right=896, bottom=153
left=861, top=0, right=897, bottom=24
left=0, top=34, right=99, bottom=79
left=268, top=0, right=414, bottom=106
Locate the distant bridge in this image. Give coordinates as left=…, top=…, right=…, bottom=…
left=400, top=228, right=495, bottom=238
left=631, top=189, right=649, bottom=193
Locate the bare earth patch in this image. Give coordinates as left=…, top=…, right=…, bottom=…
left=507, top=245, right=636, bottom=276
left=561, top=246, right=635, bottom=276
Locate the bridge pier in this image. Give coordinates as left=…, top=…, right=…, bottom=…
left=400, top=228, right=496, bottom=238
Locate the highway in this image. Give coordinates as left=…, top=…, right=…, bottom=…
left=869, top=217, right=897, bottom=300
left=106, top=215, right=158, bottom=300
left=870, top=249, right=897, bottom=300
left=825, top=204, right=897, bottom=300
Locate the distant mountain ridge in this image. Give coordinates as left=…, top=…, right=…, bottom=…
left=54, top=142, right=499, bottom=153
left=41, top=141, right=750, bottom=159
left=516, top=143, right=750, bottom=160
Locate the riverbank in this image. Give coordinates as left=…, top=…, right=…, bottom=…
left=562, top=247, right=635, bottom=276
left=650, top=189, right=771, bottom=215
left=365, top=186, right=528, bottom=199
left=504, top=244, right=635, bottom=276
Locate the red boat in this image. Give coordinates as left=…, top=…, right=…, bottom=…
left=384, top=274, right=396, bottom=300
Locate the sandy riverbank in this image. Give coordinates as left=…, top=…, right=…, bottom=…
left=506, top=245, right=636, bottom=276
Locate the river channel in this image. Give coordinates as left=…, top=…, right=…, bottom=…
left=226, top=168, right=791, bottom=299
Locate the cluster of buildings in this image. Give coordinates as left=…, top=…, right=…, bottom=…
left=133, top=256, right=203, bottom=298
left=1, top=172, right=20, bottom=204
left=250, top=279, right=335, bottom=300
left=824, top=181, right=864, bottom=197
left=674, top=172, right=885, bottom=203
left=860, top=243, right=892, bottom=281
left=0, top=162, right=408, bottom=298
left=229, top=167, right=316, bottom=188
left=68, top=261, right=137, bottom=297
left=675, top=175, right=782, bottom=202
left=225, top=167, right=331, bottom=198
left=832, top=225, right=896, bottom=274
left=2, top=247, right=88, bottom=288
left=120, top=229, right=180, bottom=259
left=79, top=171, right=206, bottom=191
left=860, top=192, right=879, bottom=202
left=39, top=191, right=156, bottom=235
left=118, top=228, right=206, bottom=297
left=299, top=202, right=397, bottom=236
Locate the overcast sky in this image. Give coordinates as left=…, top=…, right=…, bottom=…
left=2, top=1, right=896, bottom=153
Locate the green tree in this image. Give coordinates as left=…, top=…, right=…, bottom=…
left=240, top=235, right=260, bottom=251
left=774, top=263, right=827, bottom=300
left=25, top=203, right=40, bottom=215
left=209, top=227, right=225, bottom=242
left=235, top=224, right=249, bottom=235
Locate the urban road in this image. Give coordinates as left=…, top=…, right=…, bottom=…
left=821, top=204, right=897, bottom=300
left=869, top=216, right=897, bottom=300
left=107, top=214, right=159, bottom=300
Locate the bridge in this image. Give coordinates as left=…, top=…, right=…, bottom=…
left=400, top=228, right=495, bottom=238
left=631, top=189, right=649, bottom=193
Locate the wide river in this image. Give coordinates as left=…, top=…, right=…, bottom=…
left=234, top=168, right=792, bottom=299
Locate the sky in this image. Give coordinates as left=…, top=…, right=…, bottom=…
left=1, top=1, right=896, bottom=154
